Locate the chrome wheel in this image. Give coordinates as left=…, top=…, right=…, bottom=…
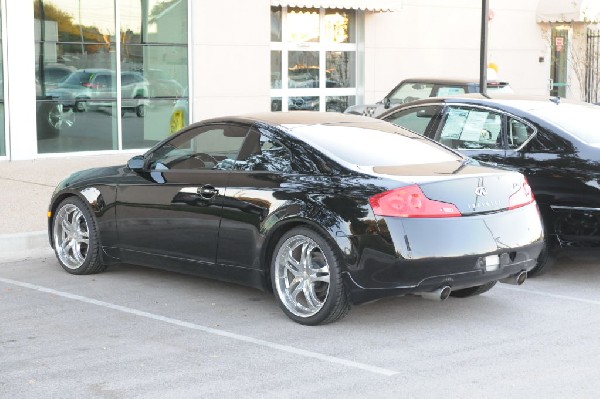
left=53, top=203, right=90, bottom=269
left=47, top=104, right=74, bottom=130
left=274, top=234, right=331, bottom=318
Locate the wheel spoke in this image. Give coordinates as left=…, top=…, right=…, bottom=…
left=312, top=274, right=330, bottom=284
left=288, top=281, right=303, bottom=302
left=284, top=252, right=302, bottom=277
left=300, top=242, right=316, bottom=270
left=73, top=241, right=86, bottom=263
left=303, top=283, right=321, bottom=310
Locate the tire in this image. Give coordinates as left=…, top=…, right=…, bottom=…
left=271, top=227, right=350, bottom=325
left=527, top=236, right=556, bottom=277
left=135, top=104, right=145, bottom=117
left=52, top=197, right=106, bottom=275
left=75, top=100, right=87, bottom=112
left=450, top=281, right=497, bottom=298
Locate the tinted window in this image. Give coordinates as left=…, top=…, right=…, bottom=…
left=288, top=123, right=460, bottom=167
left=149, top=125, right=248, bottom=171
left=234, top=130, right=292, bottom=172
left=439, top=107, right=503, bottom=150
left=383, top=105, right=441, bottom=135
left=507, top=118, right=535, bottom=149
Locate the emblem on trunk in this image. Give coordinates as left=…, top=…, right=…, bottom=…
left=475, top=187, right=488, bottom=196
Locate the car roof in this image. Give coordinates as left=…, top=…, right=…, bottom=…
left=399, top=78, right=509, bottom=85
left=201, top=111, right=388, bottom=128
left=386, top=93, right=585, bottom=111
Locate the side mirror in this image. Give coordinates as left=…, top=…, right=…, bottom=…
left=383, top=97, right=391, bottom=109
left=127, top=155, right=145, bottom=171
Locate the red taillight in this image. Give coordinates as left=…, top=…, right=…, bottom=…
left=508, top=177, right=535, bottom=210
left=369, top=185, right=462, bottom=218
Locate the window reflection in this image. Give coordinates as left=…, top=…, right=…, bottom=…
left=286, top=8, right=319, bottom=42
left=326, top=96, right=355, bottom=113
left=271, top=6, right=282, bottom=42
left=34, top=0, right=189, bottom=154
left=289, top=96, right=319, bottom=111
left=271, top=7, right=357, bottom=113
left=324, top=10, right=355, bottom=43
left=326, top=51, right=356, bottom=88
left=288, top=51, right=319, bottom=88
left=271, top=51, right=281, bottom=89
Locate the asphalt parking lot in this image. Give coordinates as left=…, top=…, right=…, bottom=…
left=2, top=249, right=600, bottom=398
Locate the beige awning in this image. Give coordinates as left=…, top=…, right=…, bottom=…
left=270, top=0, right=402, bottom=11
left=537, top=0, right=600, bottom=23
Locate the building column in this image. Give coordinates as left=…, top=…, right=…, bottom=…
left=5, top=0, right=37, bottom=160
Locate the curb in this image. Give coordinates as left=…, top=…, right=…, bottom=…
left=0, top=231, right=48, bottom=252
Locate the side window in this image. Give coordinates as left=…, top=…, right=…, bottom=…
left=389, top=83, right=434, bottom=105
left=439, top=107, right=502, bottom=150
left=94, top=74, right=112, bottom=88
left=148, top=125, right=249, bottom=171
left=507, top=118, right=535, bottom=149
left=235, top=129, right=292, bottom=172
left=382, top=105, right=441, bottom=135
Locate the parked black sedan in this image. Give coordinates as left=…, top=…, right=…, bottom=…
left=48, top=112, right=543, bottom=325
left=379, top=95, right=600, bottom=275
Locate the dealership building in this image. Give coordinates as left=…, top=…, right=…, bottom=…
left=0, top=0, right=598, bottom=161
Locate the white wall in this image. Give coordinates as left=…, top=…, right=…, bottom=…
left=190, top=0, right=271, bottom=121
left=363, top=0, right=549, bottom=103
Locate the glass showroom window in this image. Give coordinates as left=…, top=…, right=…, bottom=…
left=271, top=6, right=357, bottom=112
left=34, top=0, right=189, bottom=154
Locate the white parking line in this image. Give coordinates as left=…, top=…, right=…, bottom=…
left=499, top=285, right=600, bottom=306
left=0, top=277, right=398, bottom=377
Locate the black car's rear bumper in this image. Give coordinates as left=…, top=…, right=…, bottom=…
left=344, top=203, right=544, bottom=304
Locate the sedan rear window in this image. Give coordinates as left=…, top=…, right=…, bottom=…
left=288, top=123, right=461, bottom=167
left=531, top=103, right=600, bottom=145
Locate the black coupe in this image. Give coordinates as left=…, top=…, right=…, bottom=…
left=48, top=112, right=543, bottom=325
left=379, top=95, right=600, bottom=275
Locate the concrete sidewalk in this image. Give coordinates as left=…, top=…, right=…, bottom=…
left=0, top=154, right=133, bottom=253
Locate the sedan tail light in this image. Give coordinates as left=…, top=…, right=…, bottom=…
left=508, top=177, right=535, bottom=210
left=369, top=185, right=462, bottom=218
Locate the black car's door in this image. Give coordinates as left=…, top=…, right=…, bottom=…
left=216, top=127, right=295, bottom=274
left=115, top=123, right=250, bottom=266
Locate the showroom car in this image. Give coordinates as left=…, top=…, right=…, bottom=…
left=345, top=77, right=513, bottom=117
left=379, top=94, right=600, bottom=275
left=48, top=112, right=543, bottom=325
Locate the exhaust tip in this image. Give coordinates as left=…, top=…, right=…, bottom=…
left=421, top=285, right=452, bottom=301
left=500, top=270, right=527, bottom=286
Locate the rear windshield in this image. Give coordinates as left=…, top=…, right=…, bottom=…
left=287, top=122, right=461, bottom=167
left=530, top=103, right=600, bottom=145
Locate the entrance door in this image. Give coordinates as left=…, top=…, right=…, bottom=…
left=550, top=26, right=569, bottom=97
